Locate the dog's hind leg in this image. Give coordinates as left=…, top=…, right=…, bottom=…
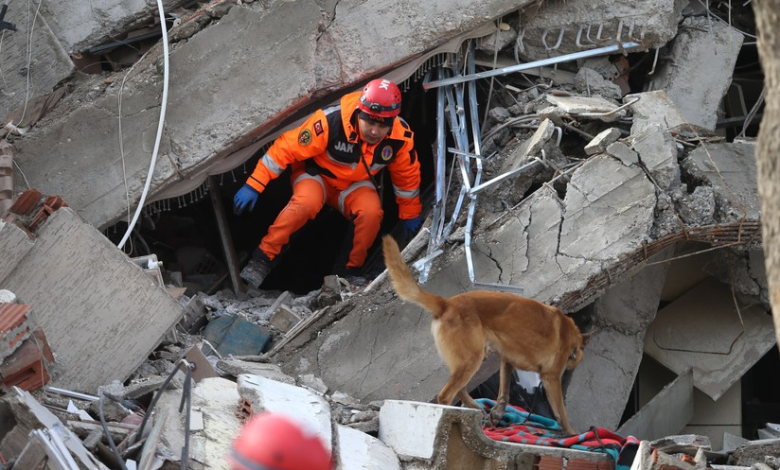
left=437, top=360, right=483, bottom=410
left=540, top=371, right=575, bottom=435
left=487, top=360, right=514, bottom=427
left=456, top=388, right=483, bottom=410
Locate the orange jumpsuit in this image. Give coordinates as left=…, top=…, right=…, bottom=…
left=244, top=91, right=421, bottom=269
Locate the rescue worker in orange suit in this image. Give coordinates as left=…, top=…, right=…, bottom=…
left=233, top=78, right=423, bottom=288
left=228, top=412, right=332, bottom=470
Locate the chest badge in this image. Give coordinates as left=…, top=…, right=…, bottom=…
left=381, top=145, right=393, bottom=161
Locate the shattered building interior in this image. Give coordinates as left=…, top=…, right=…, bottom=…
left=1, top=0, right=780, bottom=468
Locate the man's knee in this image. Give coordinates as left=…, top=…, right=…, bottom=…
left=352, top=205, right=384, bottom=226
left=286, top=198, right=321, bottom=220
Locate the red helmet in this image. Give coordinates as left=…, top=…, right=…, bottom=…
left=229, top=413, right=332, bottom=470
left=358, top=78, right=402, bottom=118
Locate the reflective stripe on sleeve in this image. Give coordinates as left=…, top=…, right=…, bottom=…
left=393, top=184, right=419, bottom=199
left=261, top=153, right=285, bottom=176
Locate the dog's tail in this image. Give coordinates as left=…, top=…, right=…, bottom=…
left=382, top=235, right=448, bottom=318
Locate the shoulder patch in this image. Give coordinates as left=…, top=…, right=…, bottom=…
left=399, top=119, right=409, bottom=130
left=314, top=120, right=324, bottom=136
left=298, top=129, right=312, bottom=146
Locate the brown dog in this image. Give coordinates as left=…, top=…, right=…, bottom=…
left=382, top=235, right=589, bottom=434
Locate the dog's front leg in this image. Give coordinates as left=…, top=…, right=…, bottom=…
left=487, top=360, right=514, bottom=427
left=540, top=372, right=575, bottom=435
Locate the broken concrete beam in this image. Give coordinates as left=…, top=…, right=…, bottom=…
left=644, top=16, right=744, bottom=131
left=618, top=370, right=694, bottom=440
left=585, top=128, right=622, bottom=156
left=512, top=0, right=683, bottom=61
left=681, top=141, right=759, bottom=222
left=379, top=400, right=612, bottom=467
left=0, top=207, right=184, bottom=392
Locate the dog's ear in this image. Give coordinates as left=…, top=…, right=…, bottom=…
left=580, top=330, right=595, bottom=346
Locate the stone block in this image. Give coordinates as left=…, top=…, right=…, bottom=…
left=270, top=305, right=301, bottom=332
left=585, top=128, right=622, bottom=156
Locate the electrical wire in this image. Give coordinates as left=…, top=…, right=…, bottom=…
left=117, top=0, right=170, bottom=250
left=100, top=392, right=130, bottom=470
left=178, top=367, right=193, bottom=470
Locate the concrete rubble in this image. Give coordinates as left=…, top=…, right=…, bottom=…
left=0, top=0, right=777, bottom=468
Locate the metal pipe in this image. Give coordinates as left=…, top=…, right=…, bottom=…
left=469, top=159, right=541, bottom=195
left=47, top=387, right=99, bottom=402
left=423, top=41, right=643, bottom=89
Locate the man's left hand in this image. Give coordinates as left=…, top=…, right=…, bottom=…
left=402, top=216, right=423, bottom=239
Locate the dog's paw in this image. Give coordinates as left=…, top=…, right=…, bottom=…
left=486, top=408, right=505, bottom=428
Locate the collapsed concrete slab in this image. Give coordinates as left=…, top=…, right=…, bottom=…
left=645, top=17, right=744, bottom=131
left=0, top=7, right=74, bottom=122
left=0, top=206, right=183, bottom=392
left=627, top=90, right=690, bottom=136
left=643, top=277, right=776, bottom=401
left=39, top=0, right=187, bottom=54
left=681, top=141, right=759, bottom=222
left=9, top=0, right=537, bottom=230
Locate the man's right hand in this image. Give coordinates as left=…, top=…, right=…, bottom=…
left=233, top=184, right=259, bottom=215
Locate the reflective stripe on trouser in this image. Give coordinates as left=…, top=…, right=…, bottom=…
left=258, top=167, right=383, bottom=269
left=337, top=180, right=383, bottom=268
left=259, top=170, right=326, bottom=259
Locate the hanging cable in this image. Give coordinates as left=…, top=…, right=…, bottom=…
left=100, top=391, right=130, bottom=470
left=117, top=0, right=170, bottom=250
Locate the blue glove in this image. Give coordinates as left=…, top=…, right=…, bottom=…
left=402, top=216, right=423, bottom=239
left=233, top=184, right=259, bottom=215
